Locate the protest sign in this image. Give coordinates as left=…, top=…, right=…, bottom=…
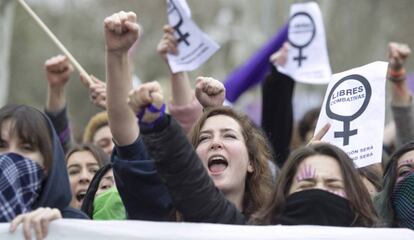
left=166, top=0, right=220, bottom=73
left=314, top=61, right=387, bottom=167
left=278, top=2, right=331, bottom=84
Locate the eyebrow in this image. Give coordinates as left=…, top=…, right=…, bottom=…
left=397, top=163, right=413, bottom=170
left=398, top=159, right=414, bottom=168
left=297, top=178, right=316, bottom=183
left=101, top=176, right=114, bottom=183
left=324, top=178, right=343, bottom=183
left=67, top=162, right=99, bottom=168
left=200, top=128, right=238, bottom=135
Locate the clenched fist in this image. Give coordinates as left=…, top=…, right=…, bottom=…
left=128, top=81, right=165, bottom=123
left=104, top=11, right=141, bottom=54
left=195, top=77, right=225, bottom=109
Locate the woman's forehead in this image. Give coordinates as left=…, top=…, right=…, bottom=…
left=202, top=115, right=241, bottom=132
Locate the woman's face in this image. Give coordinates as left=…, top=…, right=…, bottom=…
left=95, top=169, right=116, bottom=197
left=67, top=150, right=100, bottom=209
left=396, top=150, right=414, bottom=184
left=289, top=154, right=346, bottom=198
left=0, top=119, right=44, bottom=168
left=195, top=115, right=253, bottom=195
left=93, top=125, right=113, bottom=155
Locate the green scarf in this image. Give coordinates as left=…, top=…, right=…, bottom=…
left=93, top=187, right=126, bottom=220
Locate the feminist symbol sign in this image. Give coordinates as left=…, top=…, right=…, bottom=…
left=167, top=0, right=190, bottom=46
left=326, top=75, right=372, bottom=146
left=288, top=12, right=316, bottom=67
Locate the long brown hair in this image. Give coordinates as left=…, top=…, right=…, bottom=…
left=0, top=105, right=53, bottom=172
left=251, top=143, right=378, bottom=226
left=189, top=106, right=274, bottom=218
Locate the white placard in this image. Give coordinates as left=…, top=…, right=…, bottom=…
left=166, top=0, right=219, bottom=73
left=278, top=2, right=331, bottom=84
left=314, top=61, right=387, bottom=168
left=1, top=219, right=414, bottom=240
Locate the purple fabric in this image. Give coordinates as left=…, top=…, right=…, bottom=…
left=59, top=126, right=70, bottom=145
left=405, top=71, right=414, bottom=94
left=224, top=23, right=288, bottom=103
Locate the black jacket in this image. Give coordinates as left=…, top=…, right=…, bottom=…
left=141, top=116, right=246, bottom=224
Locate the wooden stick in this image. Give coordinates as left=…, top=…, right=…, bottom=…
left=17, top=0, right=94, bottom=87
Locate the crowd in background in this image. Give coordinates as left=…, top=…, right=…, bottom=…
left=1, top=7, right=414, bottom=240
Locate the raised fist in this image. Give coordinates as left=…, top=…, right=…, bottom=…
left=388, top=42, right=411, bottom=70
left=104, top=11, right=141, bottom=53
left=127, top=81, right=164, bottom=123
left=45, top=55, right=73, bottom=89
left=195, top=77, right=225, bottom=108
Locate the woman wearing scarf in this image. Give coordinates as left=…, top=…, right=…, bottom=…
left=0, top=105, right=87, bottom=239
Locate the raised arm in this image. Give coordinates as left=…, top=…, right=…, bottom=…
left=127, top=82, right=245, bottom=224
left=44, top=55, right=74, bottom=153
left=261, top=42, right=295, bottom=167
left=158, top=24, right=202, bottom=133
left=387, top=42, right=414, bottom=147
left=105, top=11, right=140, bottom=146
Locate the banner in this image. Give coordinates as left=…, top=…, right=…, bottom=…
left=314, top=61, right=387, bottom=167
left=1, top=219, right=413, bottom=240
left=166, top=0, right=219, bottom=73
left=278, top=1, right=331, bottom=84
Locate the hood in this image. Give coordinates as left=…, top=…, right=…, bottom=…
left=32, top=108, right=72, bottom=210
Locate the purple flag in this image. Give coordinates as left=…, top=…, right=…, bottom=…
left=224, top=23, right=288, bottom=103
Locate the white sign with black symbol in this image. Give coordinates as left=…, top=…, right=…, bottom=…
left=314, top=61, right=387, bottom=168
left=278, top=2, right=331, bottom=84
left=166, top=0, right=220, bottom=73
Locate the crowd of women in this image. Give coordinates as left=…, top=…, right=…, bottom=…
left=0, top=10, right=413, bottom=240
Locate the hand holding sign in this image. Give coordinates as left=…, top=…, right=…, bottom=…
left=157, top=25, right=178, bottom=63
left=307, top=122, right=330, bottom=146
left=270, top=42, right=289, bottom=68
left=166, top=0, right=219, bottom=73
left=86, top=75, right=107, bottom=109
left=280, top=2, right=331, bottom=84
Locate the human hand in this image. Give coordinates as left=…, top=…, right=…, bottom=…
left=307, top=123, right=330, bottom=146
left=269, top=42, right=289, bottom=67
left=45, top=55, right=74, bottom=89
left=388, top=42, right=411, bottom=70
left=157, top=25, right=178, bottom=63
left=104, top=11, right=141, bottom=54
left=81, top=73, right=107, bottom=109
left=195, top=77, right=225, bottom=108
left=9, top=207, right=62, bottom=240
left=127, top=81, right=164, bottom=123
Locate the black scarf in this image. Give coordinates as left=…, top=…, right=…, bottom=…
left=278, top=189, right=356, bottom=226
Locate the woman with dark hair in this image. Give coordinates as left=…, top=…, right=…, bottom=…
left=374, top=141, right=414, bottom=229
left=0, top=104, right=87, bottom=239
left=358, top=164, right=383, bottom=197
left=80, top=163, right=125, bottom=220
left=66, top=143, right=110, bottom=209
left=251, top=143, right=378, bottom=227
